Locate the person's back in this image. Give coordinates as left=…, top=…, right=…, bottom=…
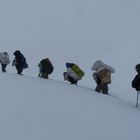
left=92, top=60, right=115, bottom=94
left=132, top=64, right=140, bottom=91
left=92, top=60, right=115, bottom=73
left=40, top=59, right=47, bottom=73
left=13, top=50, right=28, bottom=75
left=132, top=74, right=140, bottom=91
left=38, top=58, right=54, bottom=79
left=63, top=62, right=84, bottom=85
left=14, top=50, right=26, bottom=67
left=96, top=68, right=111, bottom=85
left=71, top=64, right=85, bottom=80
left=63, top=63, right=77, bottom=84
left=0, top=52, right=10, bottom=72
left=0, top=52, right=10, bottom=65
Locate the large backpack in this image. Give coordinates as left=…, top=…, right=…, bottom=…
left=19, top=54, right=28, bottom=69
left=40, top=58, right=54, bottom=74
left=71, top=64, right=85, bottom=79
left=97, top=68, right=111, bottom=84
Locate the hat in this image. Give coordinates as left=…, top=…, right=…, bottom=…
left=13, top=50, right=20, bottom=55
left=135, top=64, right=140, bottom=73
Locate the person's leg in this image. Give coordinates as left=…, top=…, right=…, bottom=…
left=68, top=76, right=77, bottom=85
left=95, top=84, right=102, bottom=93
left=101, top=84, right=108, bottom=94
left=74, top=80, right=78, bottom=85
left=41, top=73, right=48, bottom=79
left=16, top=65, right=23, bottom=75
left=1, top=64, right=7, bottom=72
left=63, top=72, right=68, bottom=81
left=17, top=68, right=23, bottom=75
left=94, top=75, right=102, bottom=93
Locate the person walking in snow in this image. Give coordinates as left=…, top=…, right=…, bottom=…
left=12, top=50, right=28, bottom=75
left=91, top=60, right=115, bottom=94
left=63, top=62, right=85, bottom=85
left=132, top=64, right=140, bottom=108
left=38, top=58, right=54, bottom=79
left=0, top=52, right=10, bottom=72
left=132, top=64, right=140, bottom=91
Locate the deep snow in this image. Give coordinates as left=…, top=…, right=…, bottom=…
left=0, top=73, right=140, bottom=140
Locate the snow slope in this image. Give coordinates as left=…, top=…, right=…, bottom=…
left=0, top=73, right=140, bottom=140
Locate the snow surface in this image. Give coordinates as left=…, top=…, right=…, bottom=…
left=0, top=0, right=140, bottom=139
left=0, top=73, right=140, bottom=140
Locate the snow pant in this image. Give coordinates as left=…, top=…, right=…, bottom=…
left=1, top=64, right=7, bottom=72
left=63, top=72, right=77, bottom=85
left=95, top=84, right=108, bottom=94
left=15, top=65, right=23, bottom=75
left=40, top=73, right=48, bottom=79
left=68, top=76, right=78, bottom=85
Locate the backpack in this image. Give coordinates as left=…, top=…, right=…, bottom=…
left=71, top=64, right=85, bottom=79
left=40, top=58, right=54, bottom=74
left=21, top=56, right=28, bottom=69
left=23, top=62, right=29, bottom=69
left=16, top=53, right=28, bottom=69
left=97, top=68, right=111, bottom=84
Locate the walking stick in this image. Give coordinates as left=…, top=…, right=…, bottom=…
left=136, top=91, right=139, bottom=108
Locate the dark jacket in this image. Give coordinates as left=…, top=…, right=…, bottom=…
left=39, top=58, right=54, bottom=74
left=132, top=74, right=140, bottom=91
left=13, top=50, right=28, bottom=69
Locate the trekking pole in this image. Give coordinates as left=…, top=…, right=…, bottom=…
left=136, top=91, right=139, bottom=108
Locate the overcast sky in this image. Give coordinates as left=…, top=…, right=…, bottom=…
left=0, top=0, right=140, bottom=51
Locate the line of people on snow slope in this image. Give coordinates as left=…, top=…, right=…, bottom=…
left=0, top=50, right=28, bottom=75
left=0, top=50, right=139, bottom=95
